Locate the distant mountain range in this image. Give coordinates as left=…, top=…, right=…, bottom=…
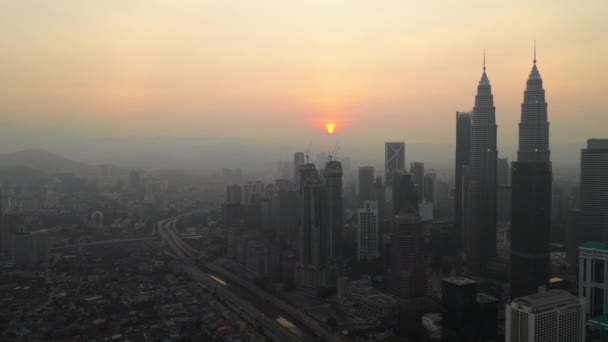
left=0, top=149, right=91, bottom=174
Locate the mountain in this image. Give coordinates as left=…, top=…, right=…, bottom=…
left=0, top=149, right=91, bottom=174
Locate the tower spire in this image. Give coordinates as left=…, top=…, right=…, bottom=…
left=483, top=48, right=486, bottom=71
left=533, top=40, right=537, bottom=64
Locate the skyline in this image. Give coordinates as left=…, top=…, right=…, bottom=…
left=1, top=1, right=607, bottom=153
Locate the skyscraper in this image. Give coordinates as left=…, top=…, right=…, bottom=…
left=384, top=142, right=405, bottom=187
left=506, top=290, right=586, bottom=342
left=455, top=111, right=471, bottom=241
left=510, top=49, right=552, bottom=298
left=298, top=165, right=329, bottom=265
left=389, top=175, right=426, bottom=304
left=358, top=166, right=375, bottom=204
left=578, top=241, right=608, bottom=317
left=423, top=170, right=437, bottom=204
left=357, top=200, right=379, bottom=261
left=566, top=139, right=608, bottom=269
left=392, top=173, right=418, bottom=218
left=463, top=54, right=498, bottom=273
left=410, top=161, right=425, bottom=203
left=323, top=159, right=343, bottom=258
left=389, top=208, right=426, bottom=303
left=293, top=152, right=305, bottom=189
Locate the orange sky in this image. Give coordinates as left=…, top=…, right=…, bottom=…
left=1, top=0, right=607, bottom=152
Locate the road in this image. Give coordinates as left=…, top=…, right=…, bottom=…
left=156, top=213, right=339, bottom=341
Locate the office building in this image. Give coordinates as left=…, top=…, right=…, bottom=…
left=506, top=289, right=586, bottom=342
left=441, top=277, right=497, bottom=341
left=12, top=227, right=32, bottom=265
left=225, top=184, right=242, bottom=204
left=385, top=142, right=405, bottom=187
left=323, top=159, right=343, bottom=258
left=442, top=277, right=478, bottom=341
left=392, top=173, right=418, bottom=218
left=293, top=152, right=305, bottom=189
left=410, top=162, right=425, bottom=202
left=31, top=229, right=50, bottom=264
left=275, top=189, right=299, bottom=243
left=578, top=241, right=608, bottom=317
left=463, top=55, right=498, bottom=273
left=389, top=178, right=426, bottom=303
left=511, top=162, right=552, bottom=297
left=357, top=200, right=379, bottom=261
left=455, top=111, right=472, bottom=236
left=358, top=166, right=375, bottom=204
left=566, top=139, right=608, bottom=269
left=423, top=170, right=437, bottom=204
left=511, top=50, right=552, bottom=298
left=298, top=165, right=329, bottom=266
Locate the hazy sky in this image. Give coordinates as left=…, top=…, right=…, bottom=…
left=1, top=1, right=607, bottom=155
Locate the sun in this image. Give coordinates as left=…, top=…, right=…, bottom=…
left=326, top=123, right=336, bottom=134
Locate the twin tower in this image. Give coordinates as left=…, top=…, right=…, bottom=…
left=458, top=45, right=551, bottom=298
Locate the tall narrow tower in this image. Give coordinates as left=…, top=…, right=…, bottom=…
left=511, top=44, right=553, bottom=298
left=463, top=52, right=498, bottom=273
left=323, top=158, right=343, bottom=258
left=455, top=111, right=472, bottom=240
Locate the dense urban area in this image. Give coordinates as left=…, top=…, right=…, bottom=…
left=1, top=51, right=607, bottom=342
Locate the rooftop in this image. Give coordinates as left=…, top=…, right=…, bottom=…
left=513, top=290, right=580, bottom=313
left=443, top=277, right=477, bottom=286
left=588, top=139, right=608, bottom=149
left=580, top=241, right=608, bottom=251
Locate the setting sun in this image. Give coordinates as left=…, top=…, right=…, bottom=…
left=326, top=123, right=336, bottom=134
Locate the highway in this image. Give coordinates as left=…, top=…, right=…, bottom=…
left=156, top=213, right=339, bottom=342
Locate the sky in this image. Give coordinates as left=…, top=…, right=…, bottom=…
left=0, top=1, right=607, bottom=159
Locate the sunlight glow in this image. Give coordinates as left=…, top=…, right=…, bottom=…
left=326, top=123, right=336, bottom=134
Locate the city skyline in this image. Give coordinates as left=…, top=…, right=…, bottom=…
left=1, top=1, right=608, bottom=154
left=1, top=2, right=607, bottom=341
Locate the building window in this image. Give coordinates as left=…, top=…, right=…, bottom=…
left=584, top=259, right=587, bottom=282
left=594, top=260, right=605, bottom=283
left=593, top=287, right=605, bottom=316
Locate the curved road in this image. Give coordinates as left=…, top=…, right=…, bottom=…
left=157, top=213, right=338, bottom=342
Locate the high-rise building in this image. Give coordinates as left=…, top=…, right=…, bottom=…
left=225, top=184, right=242, bottom=204
left=275, top=189, right=299, bottom=244
left=357, top=200, right=379, bottom=261
left=511, top=50, right=553, bottom=298
left=497, top=157, right=511, bottom=223
left=31, top=229, right=50, bottom=264
left=440, top=277, right=498, bottom=341
left=505, top=289, right=586, bottom=342
left=385, top=142, right=405, bottom=187
left=578, top=241, right=608, bottom=317
left=298, top=165, right=329, bottom=266
left=12, top=227, right=32, bottom=265
left=442, top=277, right=478, bottom=341
left=389, top=209, right=426, bottom=303
left=455, top=111, right=472, bottom=238
left=389, top=175, right=426, bottom=304
left=323, top=159, right=343, bottom=258
left=358, top=166, right=375, bottom=204
left=463, top=55, right=498, bottom=273
left=423, top=171, right=437, bottom=204
left=392, top=173, right=418, bottom=218
left=410, top=162, right=425, bottom=202
left=566, top=139, right=608, bottom=270
left=293, top=152, right=305, bottom=189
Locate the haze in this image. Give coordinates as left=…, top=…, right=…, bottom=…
left=1, top=1, right=607, bottom=168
